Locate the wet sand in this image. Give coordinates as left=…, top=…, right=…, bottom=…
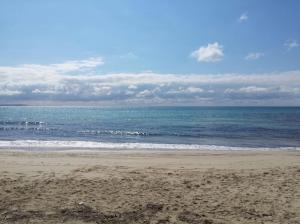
left=0, top=150, right=299, bottom=223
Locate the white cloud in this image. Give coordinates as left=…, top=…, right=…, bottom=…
left=32, top=89, right=57, bottom=94
left=191, top=42, right=224, bottom=62
left=185, top=87, right=204, bottom=93
left=0, top=58, right=300, bottom=105
left=225, top=86, right=269, bottom=94
left=0, top=57, right=104, bottom=77
left=237, top=86, right=268, bottom=93
left=136, top=89, right=155, bottom=98
left=284, top=39, right=300, bottom=50
left=0, top=89, right=22, bottom=96
left=168, top=87, right=204, bottom=95
left=238, top=12, right=248, bottom=22
left=92, top=86, right=111, bottom=96
left=245, top=52, right=264, bottom=60
left=128, top=84, right=138, bottom=90
left=223, top=86, right=300, bottom=104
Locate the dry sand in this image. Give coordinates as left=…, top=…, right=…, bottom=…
left=0, top=150, right=299, bottom=224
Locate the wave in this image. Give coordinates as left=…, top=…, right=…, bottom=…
left=0, top=121, right=46, bottom=126
left=78, top=130, right=148, bottom=136
left=0, top=127, right=55, bottom=131
left=0, top=140, right=298, bottom=151
left=77, top=130, right=209, bottom=137
left=0, top=120, right=48, bottom=131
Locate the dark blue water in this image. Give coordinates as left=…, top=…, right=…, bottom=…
left=0, top=106, right=300, bottom=149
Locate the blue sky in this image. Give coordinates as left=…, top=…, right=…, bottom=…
left=0, top=0, right=300, bottom=105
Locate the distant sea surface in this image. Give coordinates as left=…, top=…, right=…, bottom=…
left=0, top=106, right=300, bottom=150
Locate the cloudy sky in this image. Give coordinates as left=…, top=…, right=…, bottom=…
left=0, top=0, right=300, bottom=106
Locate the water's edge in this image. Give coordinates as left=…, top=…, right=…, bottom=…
left=0, top=140, right=299, bottom=151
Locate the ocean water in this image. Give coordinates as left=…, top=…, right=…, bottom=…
left=0, top=106, right=300, bottom=150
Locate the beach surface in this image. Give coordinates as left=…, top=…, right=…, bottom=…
left=0, top=150, right=299, bottom=224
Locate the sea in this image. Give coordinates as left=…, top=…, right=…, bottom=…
left=0, top=106, right=299, bottom=151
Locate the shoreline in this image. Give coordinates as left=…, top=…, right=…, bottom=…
left=1, top=146, right=300, bottom=153
left=0, top=141, right=299, bottom=152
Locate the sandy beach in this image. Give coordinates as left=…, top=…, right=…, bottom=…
left=0, top=150, right=299, bottom=224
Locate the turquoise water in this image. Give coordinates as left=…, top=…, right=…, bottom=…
left=0, top=106, right=300, bottom=150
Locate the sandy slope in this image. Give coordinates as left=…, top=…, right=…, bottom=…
left=0, top=150, right=299, bottom=224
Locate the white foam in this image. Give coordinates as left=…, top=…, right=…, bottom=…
left=0, top=140, right=298, bottom=151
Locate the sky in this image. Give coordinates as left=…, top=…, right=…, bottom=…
left=0, top=0, right=300, bottom=106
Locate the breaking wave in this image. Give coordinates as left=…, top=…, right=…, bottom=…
left=0, top=140, right=298, bottom=151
